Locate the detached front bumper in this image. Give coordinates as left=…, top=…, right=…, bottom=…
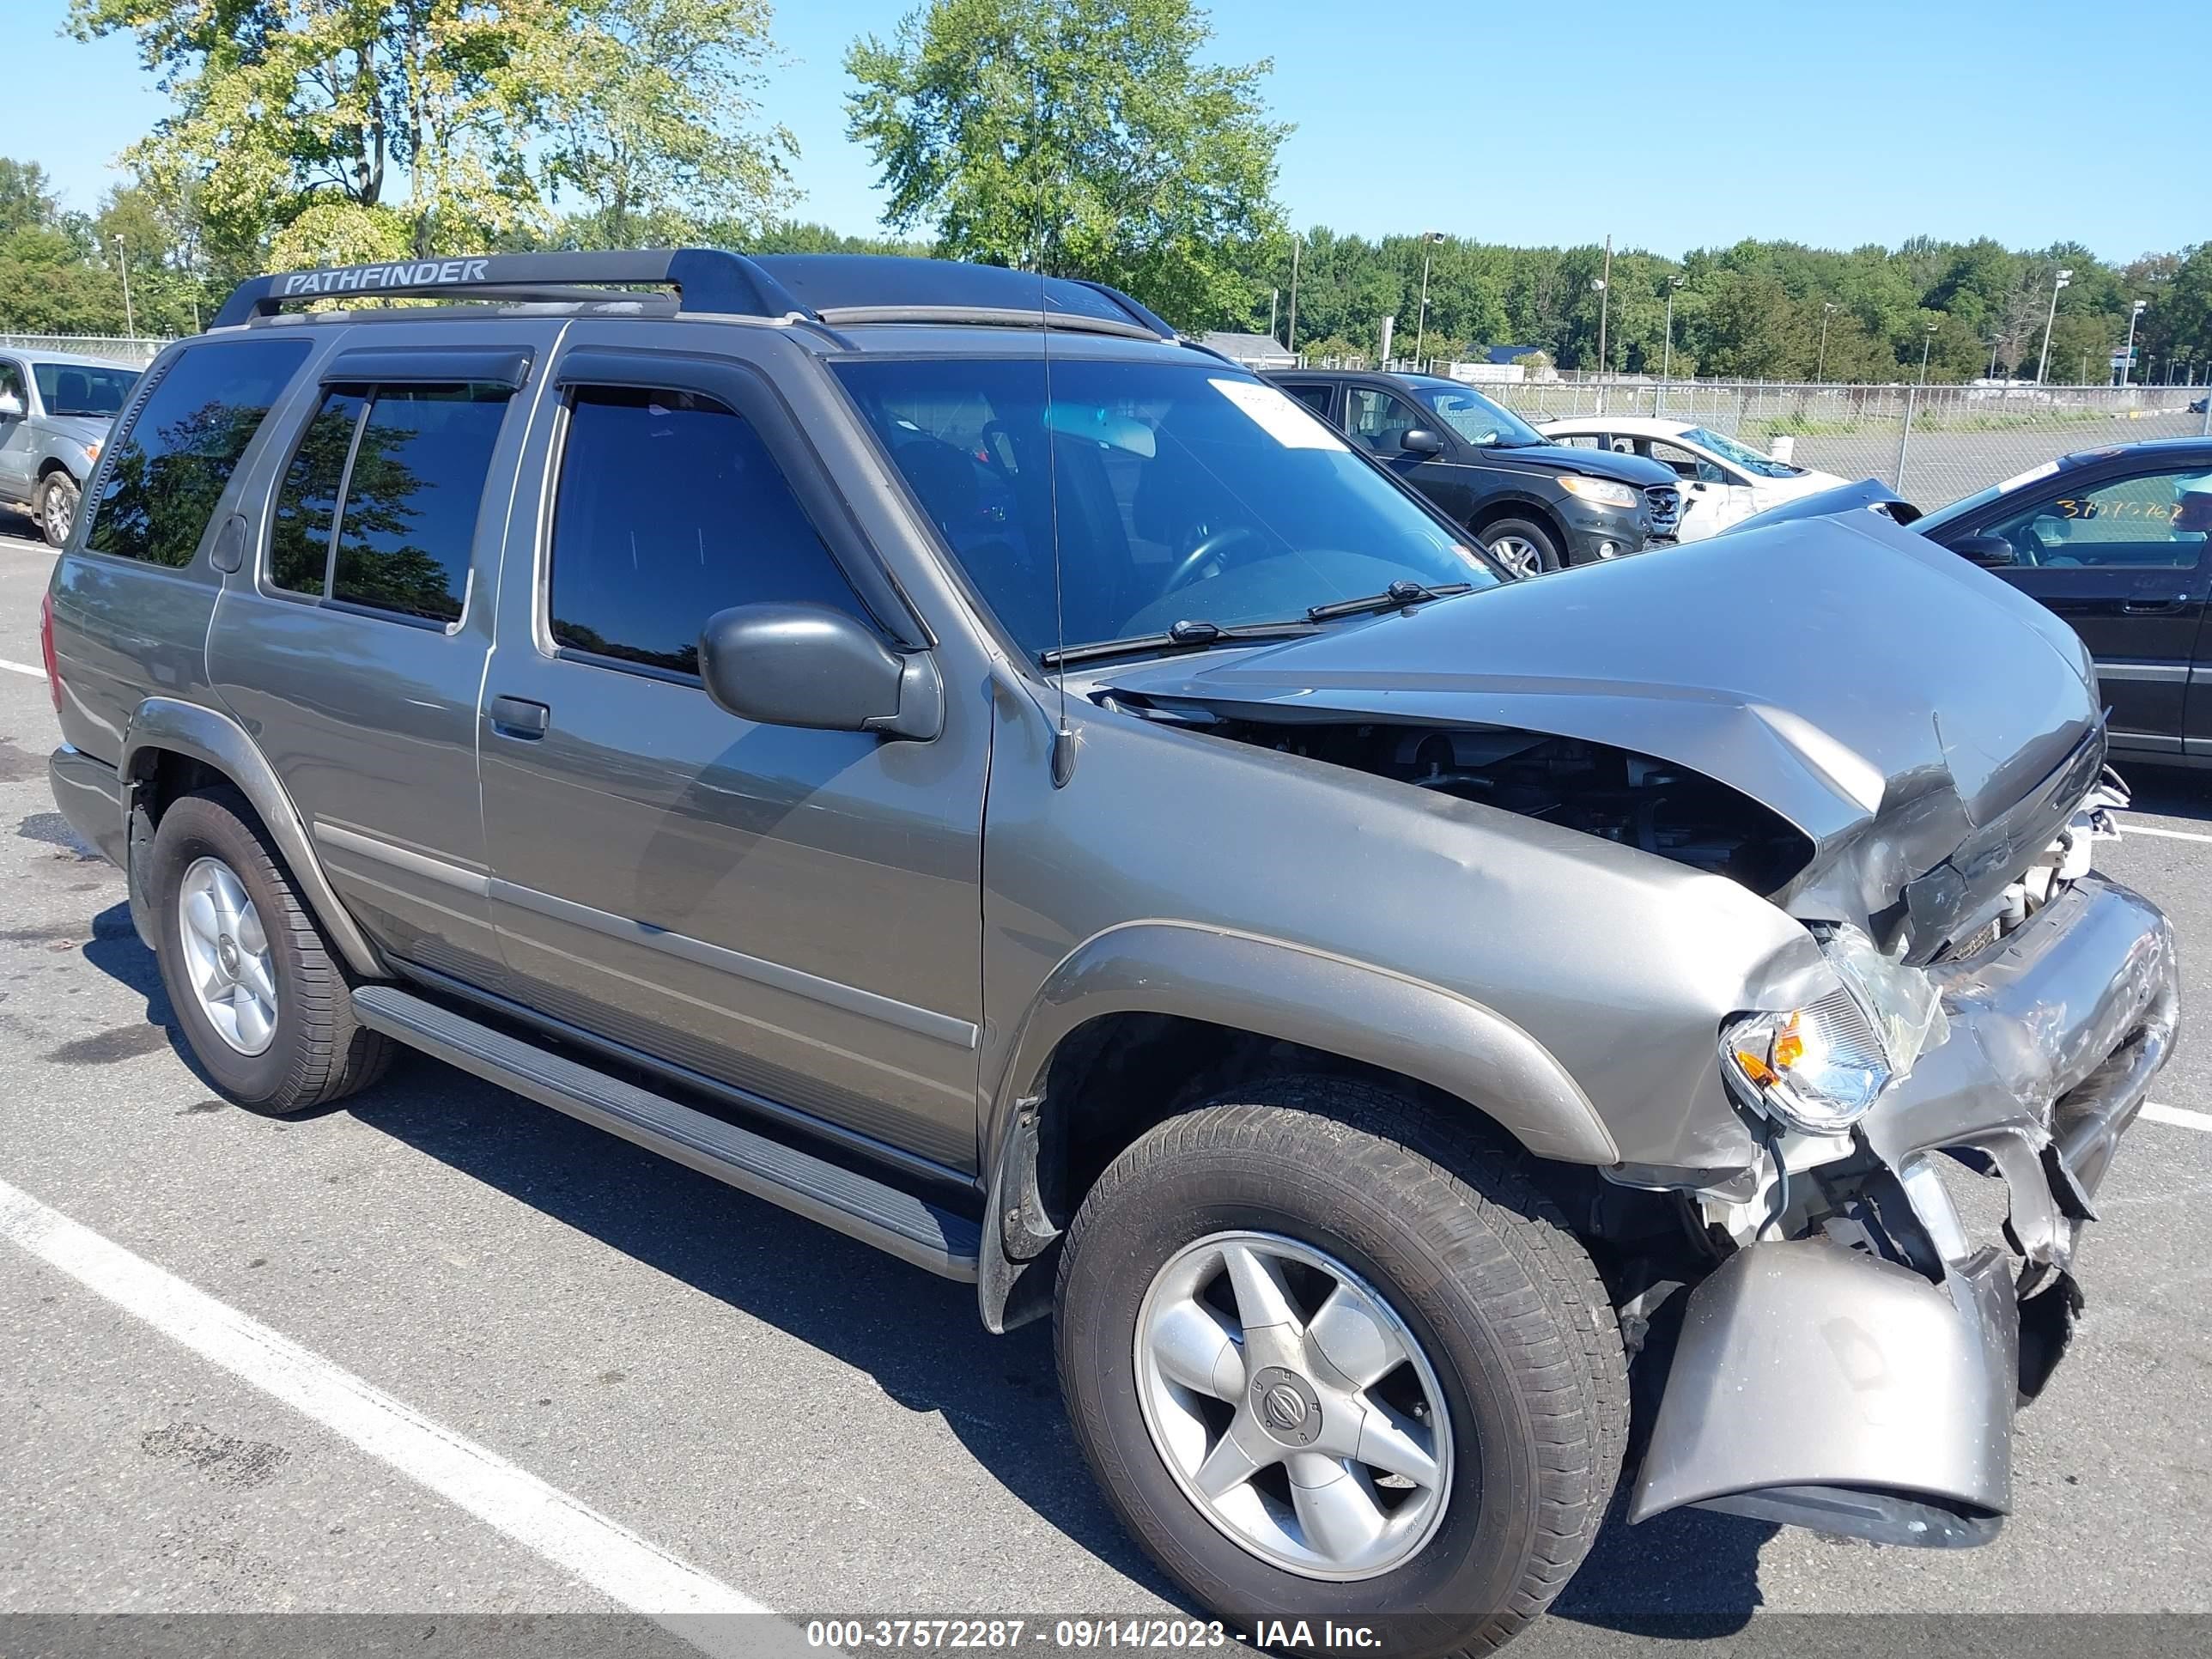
left=1631, top=874, right=2178, bottom=1546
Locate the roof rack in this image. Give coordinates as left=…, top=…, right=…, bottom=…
left=212, top=246, right=1182, bottom=343
left=211, top=249, right=808, bottom=331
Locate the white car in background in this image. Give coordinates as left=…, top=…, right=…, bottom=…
left=1534, top=416, right=1847, bottom=540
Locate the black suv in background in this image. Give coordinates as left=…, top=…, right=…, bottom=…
left=1264, top=368, right=1680, bottom=574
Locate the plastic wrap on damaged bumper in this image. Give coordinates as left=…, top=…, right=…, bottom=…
left=1630, top=874, right=2178, bottom=1547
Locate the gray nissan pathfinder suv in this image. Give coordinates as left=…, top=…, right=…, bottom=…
left=41, top=250, right=2179, bottom=1651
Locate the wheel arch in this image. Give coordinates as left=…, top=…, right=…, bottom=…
left=122, top=696, right=387, bottom=978
left=35, top=456, right=78, bottom=483
left=1469, top=493, right=1569, bottom=553
left=976, top=921, right=1618, bottom=1330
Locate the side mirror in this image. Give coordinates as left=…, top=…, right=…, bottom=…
left=1950, top=534, right=2017, bottom=569
left=0, top=392, right=23, bottom=418
left=698, top=602, right=943, bottom=741
left=1398, top=428, right=1445, bottom=458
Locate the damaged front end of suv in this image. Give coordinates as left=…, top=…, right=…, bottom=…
left=1089, top=512, right=2179, bottom=1549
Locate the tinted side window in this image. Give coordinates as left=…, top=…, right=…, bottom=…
left=1279, top=382, right=1334, bottom=417
left=269, top=389, right=365, bottom=596
left=548, top=386, right=868, bottom=677
left=87, top=339, right=309, bottom=566
left=331, top=385, right=509, bottom=622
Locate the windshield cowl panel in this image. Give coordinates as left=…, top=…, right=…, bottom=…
left=834, top=356, right=1499, bottom=663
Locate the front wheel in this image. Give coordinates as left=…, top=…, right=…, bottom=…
left=1056, top=1082, right=1626, bottom=1656
left=1479, top=517, right=1561, bottom=578
left=39, top=471, right=79, bottom=549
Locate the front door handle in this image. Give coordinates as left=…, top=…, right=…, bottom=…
left=487, top=695, right=550, bottom=738
left=2122, top=595, right=2191, bottom=614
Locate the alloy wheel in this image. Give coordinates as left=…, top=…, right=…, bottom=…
left=1133, top=1230, right=1453, bottom=1581
left=1486, top=534, right=1544, bottom=578
left=45, top=481, right=75, bottom=544
left=176, top=855, right=278, bottom=1055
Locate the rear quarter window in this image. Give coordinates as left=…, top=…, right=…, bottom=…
left=86, top=338, right=310, bottom=567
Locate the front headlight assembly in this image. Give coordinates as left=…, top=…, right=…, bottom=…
left=1558, top=474, right=1640, bottom=510
left=1719, top=926, right=1949, bottom=1134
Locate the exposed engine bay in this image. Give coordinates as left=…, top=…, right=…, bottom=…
left=1176, top=714, right=1816, bottom=896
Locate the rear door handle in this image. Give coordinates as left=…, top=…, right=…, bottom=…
left=487, top=695, right=550, bottom=738
left=2121, top=595, right=2191, bottom=614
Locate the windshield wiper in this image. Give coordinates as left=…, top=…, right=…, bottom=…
left=1040, top=617, right=1319, bottom=669
left=1305, top=580, right=1473, bottom=622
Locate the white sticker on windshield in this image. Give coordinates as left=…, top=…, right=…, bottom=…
left=1208, top=377, right=1348, bottom=451
left=1995, top=459, right=2061, bottom=494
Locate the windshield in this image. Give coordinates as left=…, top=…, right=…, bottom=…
left=833, top=356, right=1497, bottom=658
left=1680, top=425, right=1803, bottom=478
left=1410, top=380, right=1546, bottom=448
left=33, top=362, right=137, bottom=418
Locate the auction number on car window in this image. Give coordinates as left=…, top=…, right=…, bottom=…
left=2051, top=496, right=2184, bottom=522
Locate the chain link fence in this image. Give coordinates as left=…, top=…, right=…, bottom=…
left=0, top=334, right=172, bottom=367
left=1471, top=375, right=2211, bottom=509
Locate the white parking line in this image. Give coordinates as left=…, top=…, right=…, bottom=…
left=2116, top=818, right=2212, bottom=845
left=0, top=1174, right=775, bottom=1641
left=2142, top=1102, right=2212, bottom=1133
left=0, top=656, right=47, bottom=680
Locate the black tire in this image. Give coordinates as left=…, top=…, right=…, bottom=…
left=1477, top=516, right=1561, bottom=577
left=149, top=787, right=393, bottom=1114
left=1057, top=1079, right=1626, bottom=1656
left=38, top=471, right=79, bottom=550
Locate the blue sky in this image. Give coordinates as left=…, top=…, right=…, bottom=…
left=2, top=0, right=2203, bottom=260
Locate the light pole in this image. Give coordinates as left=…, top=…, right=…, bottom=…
left=1592, top=234, right=1614, bottom=413
left=1659, top=274, right=1685, bottom=413
left=2118, top=299, right=2147, bottom=387
left=1815, top=301, right=1837, bottom=383
left=2036, top=266, right=2073, bottom=385
left=1896, top=320, right=1939, bottom=495
left=1286, top=233, right=1301, bottom=356
left=1413, top=230, right=1443, bottom=366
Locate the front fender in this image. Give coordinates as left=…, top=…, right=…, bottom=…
left=123, top=696, right=387, bottom=979
left=975, top=920, right=1617, bottom=1330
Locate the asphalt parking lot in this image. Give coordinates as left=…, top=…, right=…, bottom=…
left=3, top=516, right=2209, bottom=1654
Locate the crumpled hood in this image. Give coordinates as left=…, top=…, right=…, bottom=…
left=1102, top=513, right=2104, bottom=953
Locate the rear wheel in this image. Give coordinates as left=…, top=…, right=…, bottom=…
left=1056, top=1079, right=1626, bottom=1656
left=149, top=788, right=393, bottom=1114
left=38, top=471, right=79, bottom=548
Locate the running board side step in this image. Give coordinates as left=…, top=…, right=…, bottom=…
left=351, top=985, right=981, bottom=1280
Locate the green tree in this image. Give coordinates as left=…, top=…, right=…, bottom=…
left=70, top=0, right=796, bottom=270
left=545, top=0, right=796, bottom=246
left=0, top=159, right=61, bottom=238
left=844, top=0, right=1288, bottom=329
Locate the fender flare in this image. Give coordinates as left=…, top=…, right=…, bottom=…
left=122, top=696, right=388, bottom=979
left=976, top=920, right=1617, bottom=1329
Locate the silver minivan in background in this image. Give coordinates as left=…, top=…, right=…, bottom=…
left=0, top=346, right=141, bottom=546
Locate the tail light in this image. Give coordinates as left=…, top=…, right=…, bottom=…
left=39, top=590, right=62, bottom=714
